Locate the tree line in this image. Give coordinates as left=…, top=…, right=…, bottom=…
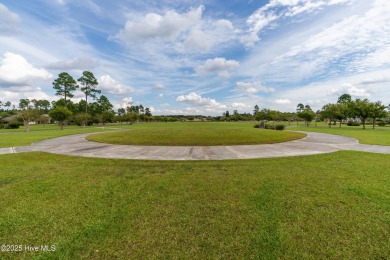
left=0, top=71, right=153, bottom=131
left=252, top=94, right=389, bottom=129
left=1, top=81, right=389, bottom=131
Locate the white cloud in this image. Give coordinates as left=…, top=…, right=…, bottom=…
left=153, top=83, right=165, bottom=90
left=240, top=0, right=390, bottom=84
left=117, top=6, right=203, bottom=42
left=343, top=84, right=370, bottom=97
left=119, top=97, right=133, bottom=108
left=98, top=75, right=133, bottom=95
left=236, top=81, right=275, bottom=94
left=46, top=56, right=100, bottom=70
left=0, top=52, right=52, bottom=86
left=0, top=88, right=53, bottom=108
left=196, top=57, right=239, bottom=77
left=231, top=102, right=249, bottom=109
left=274, top=99, right=291, bottom=104
left=158, top=93, right=164, bottom=98
left=244, top=0, right=353, bottom=46
left=183, top=29, right=214, bottom=52
left=183, top=19, right=236, bottom=52
left=176, top=92, right=226, bottom=109
left=0, top=4, right=20, bottom=35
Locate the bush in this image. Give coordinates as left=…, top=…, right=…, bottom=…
left=275, top=124, right=285, bottom=130
left=377, top=121, right=386, bottom=127
left=6, top=120, right=21, bottom=129
left=347, top=120, right=360, bottom=126
left=254, top=124, right=261, bottom=128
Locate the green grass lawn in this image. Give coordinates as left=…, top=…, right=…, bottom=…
left=288, top=122, right=390, bottom=145
left=87, top=122, right=306, bottom=146
left=0, top=125, right=121, bottom=148
left=0, top=151, right=389, bottom=259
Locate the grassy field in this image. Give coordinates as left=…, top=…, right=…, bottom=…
left=288, top=122, right=390, bottom=145
left=0, top=124, right=123, bottom=148
left=0, top=151, right=389, bottom=259
left=87, top=122, right=306, bottom=146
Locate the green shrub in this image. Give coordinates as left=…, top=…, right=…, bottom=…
left=347, top=120, right=360, bottom=126
left=377, top=121, right=386, bottom=127
left=6, top=120, right=21, bottom=129
left=254, top=124, right=261, bottom=128
left=275, top=124, right=285, bottom=130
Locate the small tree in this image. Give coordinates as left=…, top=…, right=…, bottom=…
left=297, top=106, right=315, bottom=127
left=74, top=112, right=91, bottom=127
left=349, top=99, right=371, bottom=129
left=49, top=106, right=73, bottom=130
left=370, top=101, right=387, bottom=129
left=18, top=108, right=40, bottom=132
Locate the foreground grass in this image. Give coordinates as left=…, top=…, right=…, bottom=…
left=288, top=122, right=390, bottom=145
left=0, top=151, right=389, bottom=259
left=87, top=122, right=305, bottom=145
left=0, top=126, right=118, bottom=148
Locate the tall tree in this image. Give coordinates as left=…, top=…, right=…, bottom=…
left=4, top=101, right=11, bottom=111
left=53, top=72, right=78, bottom=107
left=77, top=71, right=100, bottom=114
left=96, top=95, right=113, bottom=113
left=296, top=103, right=304, bottom=112
left=145, top=107, right=152, bottom=117
left=337, top=93, right=352, bottom=104
left=253, top=105, right=259, bottom=115
left=19, top=99, right=31, bottom=109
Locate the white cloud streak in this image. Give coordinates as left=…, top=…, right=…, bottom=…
left=236, top=81, right=275, bottom=94
left=0, top=3, right=20, bottom=35
left=196, top=58, right=239, bottom=77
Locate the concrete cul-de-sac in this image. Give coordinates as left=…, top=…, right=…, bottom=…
left=1, top=131, right=390, bottom=160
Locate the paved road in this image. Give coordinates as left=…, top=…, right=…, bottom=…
left=1, top=131, right=389, bottom=160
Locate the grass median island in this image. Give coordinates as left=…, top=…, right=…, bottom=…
left=86, top=122, right=306, bottom=146
left=289, top=123, right=390, bottom=145
left=0, top=151, right=389, bottom=259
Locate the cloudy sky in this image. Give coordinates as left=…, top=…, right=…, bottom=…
left=0, top=0, right=389, bottom=115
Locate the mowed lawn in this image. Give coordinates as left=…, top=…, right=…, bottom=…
left=0, top=151, right=389, bottom=259
left=289, top=122, right=390, bottom=145
left=0, top=125, right=120, bottom=148
left=87, top=122, right=306, bottom=145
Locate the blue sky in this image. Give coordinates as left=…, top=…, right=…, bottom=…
left=0, top=0, right=389, bottom=115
